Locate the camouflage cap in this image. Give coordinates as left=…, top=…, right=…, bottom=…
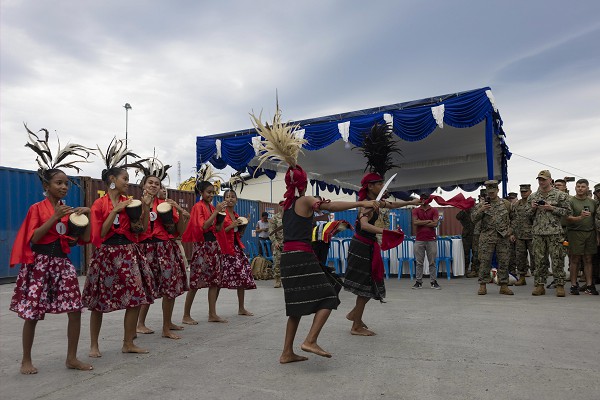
left=519, top=184, right=531, bottom=190
left=484, top=180, right=499, bottom=189
left=537, top=170, right=552, bottom=180
left=508, top=192, right=518, bottom=199
left=594, top=183, right=600, bottom=194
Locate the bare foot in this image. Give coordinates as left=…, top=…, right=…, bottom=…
left=238, top=309, right=254, bottom=316
left=121, top=343, right=149, bottom=354
left=279, top=353, right=309, bottom=364
left=136, top=326, right=154, bottom=334
left=300, top=342, right=332, bottom=358
left=182, top=316, right=198, bottom=325
left=346, top=312, right=368, bottom=329
left=208, top=315, right=228, bottom=323
left=66, top=359, right=94, bottom=371
left=20, top=360, right=38, bottom=375
left=168, top=323, right=184, bottom=331
left=162, top=331, right=182, bottom=340
left=351, top=327, right=376, bottom=336
left=88, top=348, right=102, bottom=358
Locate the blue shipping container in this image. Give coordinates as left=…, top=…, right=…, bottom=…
left=0, top=166, right=83, bottom=281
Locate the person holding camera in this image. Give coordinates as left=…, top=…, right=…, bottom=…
left=527, top=170, right=572, bottom=297
left=471, top=180, right=514, bottom=295
left=566, top=179, right=598, bottom=295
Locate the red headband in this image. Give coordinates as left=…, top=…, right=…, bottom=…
left=283, top=165, right=308, bottom=209
left=357, top=173, right=384, bottom=200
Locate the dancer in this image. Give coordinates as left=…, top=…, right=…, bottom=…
left=344, top=123, right=419, bottom=336
left=217, top=189, right=256, bottom=316
left=181, top=164, right=228, bottom=324
left=82, top=138, right=155, bottom=357
left=9, top=124, right=94, bottom=374
left=249, top=106, right=381, bottom=363
left=135, top=158, right=191, bottom=339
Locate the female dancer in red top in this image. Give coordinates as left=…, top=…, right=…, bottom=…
left=134, top=158, right=191, bottom=339
left=82, top=138, right=155, bottom=357
left=216, top=189, right=256, bottom=316
left=10, top=125, right=93, bottom=374
left=181, top=165, right=228, bottom=324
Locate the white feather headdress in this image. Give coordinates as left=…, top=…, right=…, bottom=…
left=97, top=137, right=143, bottom=171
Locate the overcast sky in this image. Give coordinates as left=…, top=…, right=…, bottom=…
left=2, top=0, right=599, bottom=196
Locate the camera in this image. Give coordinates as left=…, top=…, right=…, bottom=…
left=536, top=200, right=546, bottom=206
left=485, top=197, right=491, bottom=204
left=583, top=206, right=590, bottom=212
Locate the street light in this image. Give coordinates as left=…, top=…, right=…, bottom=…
left=124, top=103, right=132, bottom=163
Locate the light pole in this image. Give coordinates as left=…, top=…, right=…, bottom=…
left=124, top=103, right=132, bottom=163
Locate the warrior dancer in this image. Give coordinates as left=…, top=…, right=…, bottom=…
left=249, top=107, right=381, bottom=363
left=181, top=164, right=228, bottom=324
left=216, top=189, right=256, bottom=316
left=9, top=124, right=94, bottom=374
left=345, top=123, right=419, bottom=336
left=134, top=158, right=191, bottom=339
left=82, top=138, right=155, bottom=356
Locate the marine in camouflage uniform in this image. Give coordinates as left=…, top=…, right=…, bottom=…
left=269, top=208, right=284, bottom=288
left=471, top=180, right=514, bottom=295
left=526, top=170, right=572, bottom=297
left=456, top=207, right=475, bottom=276
left=509, top=184, right=535, bottom=285
left=468, top=189, right=487, bottom=278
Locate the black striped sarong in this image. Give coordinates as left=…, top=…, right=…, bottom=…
left=280, top=250, right=340, bottom=317
left=344, top=237, right=386, bottom=300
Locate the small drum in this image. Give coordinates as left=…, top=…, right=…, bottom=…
left=68, top=213, right=89, bottom=238
left=216, top=211, right=226, bottom=224
left=157, top=202, right=174, bottom=225
left=125, top=199, right=143, bottom=221
left=237, top=216, right=248, bottom=226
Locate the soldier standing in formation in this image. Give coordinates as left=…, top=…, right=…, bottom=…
left=527, top=170, right=572, bottom=297
left=472, top=180, right=514, bottom=295
left=510, top=184, right=535, bottom=286
left=269, top=202, right=284, bottom=288
left=468, top=189, right=486, bottom=278
left=456, top=205, right=475, bottom=277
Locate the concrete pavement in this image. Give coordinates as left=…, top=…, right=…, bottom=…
left=1, top=276, right=599, bottom=400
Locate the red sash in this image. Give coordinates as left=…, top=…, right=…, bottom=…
left=354, top=233, right=384, bottom=282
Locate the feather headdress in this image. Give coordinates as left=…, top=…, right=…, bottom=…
left=225, top=170, right=246, bottom=193
left=249, top=103, right=306, bottom=171
left=133, top=157, right=172, bottom=183
left=97, top=137, right=143, bottom=172
left=196, top=162, right=222, bottom=184
left=24, top=123, right=94, bottom=181
left=355, top=122, right=402, bottom=178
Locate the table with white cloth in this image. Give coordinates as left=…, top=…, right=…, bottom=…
left=331, top=236, right=466, bottom=277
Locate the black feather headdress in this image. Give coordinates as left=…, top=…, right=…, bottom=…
left=132, top=156, right=172, bottom=183
left=196, top=162, right=222, bottom=184
left=97, top=137, right=143, bottom=172
left=24, top=123, right=94, bottom=182
left=355, top=122, right=402, bottom=178
left=225, top=170, right=246, bottom=193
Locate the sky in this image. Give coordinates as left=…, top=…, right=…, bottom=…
left=1, top=0, right=599, bottom=197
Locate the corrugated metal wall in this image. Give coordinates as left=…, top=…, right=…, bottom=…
left=214, top=195, right=260, bottom=249
left=1, top=167, right=83, bottom=281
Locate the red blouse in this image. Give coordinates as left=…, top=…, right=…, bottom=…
left=182, top=200, right=216, bottom=243
left=138, top=198, right=180, bottom=242
left=90, top=194, right=139, bottom=247
left=216, top=210, right=244, bottom=255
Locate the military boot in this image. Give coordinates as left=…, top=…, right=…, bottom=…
left=556, top=285, right=565, bottom=297
left=478, top=284, right=487, bottom=295
left=499, top=284, right=514, bottom=295
left=273, top=278, right=282, bottom=288
left=532, top=285, right=546, bottom=296
left=514, top=275, right=527, bottom=286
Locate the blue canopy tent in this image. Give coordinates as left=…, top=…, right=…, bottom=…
left=196, top=87, right=510, bottom=198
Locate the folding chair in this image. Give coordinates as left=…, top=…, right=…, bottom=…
left=326, top=240, right=343, bottom=274
left=435, top=237, right=453, bottom=280
left=398, top=236, right=416, bottom=280
left=259, top=239, right=274, bottom=263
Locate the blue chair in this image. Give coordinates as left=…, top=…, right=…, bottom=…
left=245, top=240, right=259, bottom=262
left=398, top=236, right=416, bottom=280
left=381, top=248, right=393, bottom=279
left=326, top=240, right=343, bottom=274
left=340, top=238, right=352, bottom=275
left=259, top=239, right=274, bottom=263
left=435, top=237, right=453, bottom=280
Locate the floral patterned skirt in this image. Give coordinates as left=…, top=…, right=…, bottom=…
left=10, top=254, right=83, bottom=320
left=188, top=241, right=222, bottom=290
left=220, top=245, right=257, bottom=290
left=82, top=243, right=155, bottom=313
left=140, top=240, right=189, bottom=299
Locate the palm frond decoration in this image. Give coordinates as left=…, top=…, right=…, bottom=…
left=97, top=136, right=143, bottom=170
left=196, top=162, right=222, bottom=184
left=132, top=155, right=172, bottom=183
left=249, top=103, right=306, bottom=171
left=24, top=123, right=95, bottom=176
left=354, top=122, right=402, bottom=177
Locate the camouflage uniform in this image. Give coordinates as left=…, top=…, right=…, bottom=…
left=269, top=211, right=283, bottom=284
left=527, top=188, right=572, bottom=287
left=510, top=198, right=535, bottom=276
left=456, top=208, right=474, bottom=273
left=472, top=197, right=512, bottom=285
